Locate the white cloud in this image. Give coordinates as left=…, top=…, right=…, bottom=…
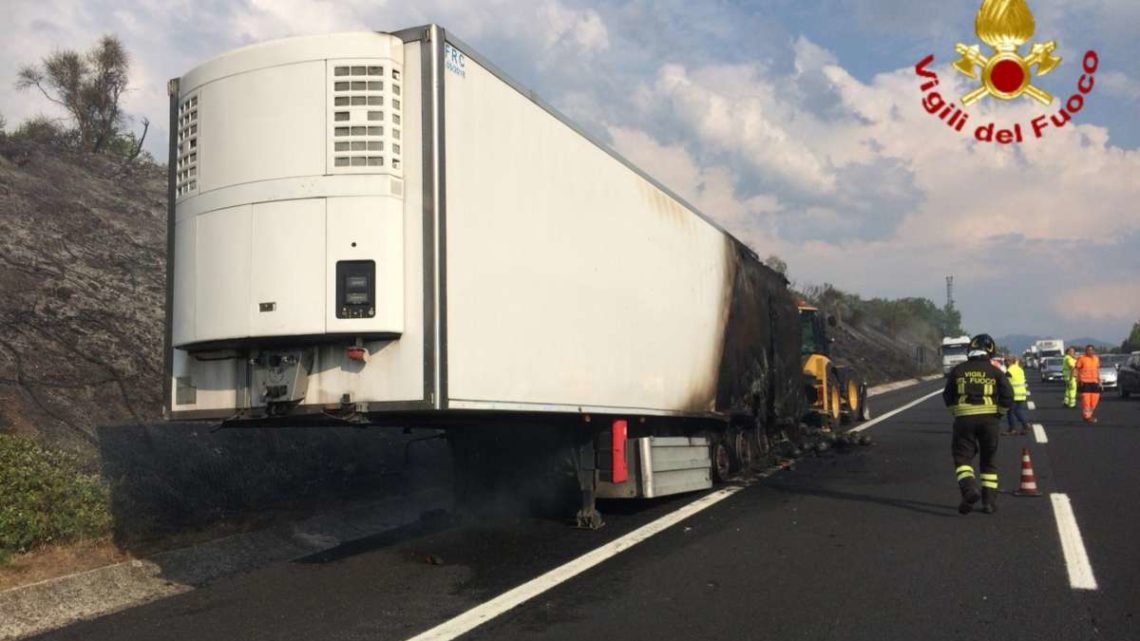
left=612, top=34, right=1140, bottom=338
left=539, top=2, right=609, bottom=53
left=1098, top=71, right=1140, bottom=102
left=649, top=63, right=838, bottom=194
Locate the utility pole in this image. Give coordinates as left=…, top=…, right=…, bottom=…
left=945, top=276, right=954, bottom=310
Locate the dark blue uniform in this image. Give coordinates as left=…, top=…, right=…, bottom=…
left=943, top=357, right=1013, bottom=514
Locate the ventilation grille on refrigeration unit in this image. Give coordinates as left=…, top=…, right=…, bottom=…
left=330, top=64, right=402, bottom=173
left=176, top=95, right=199, bottom=197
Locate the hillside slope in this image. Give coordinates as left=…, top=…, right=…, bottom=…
left=0, top=138, right=166, bottom=455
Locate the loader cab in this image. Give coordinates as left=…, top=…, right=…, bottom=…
left=799, top=305, right=832, bottom=359
left=797, top=303, right=852, bottom=428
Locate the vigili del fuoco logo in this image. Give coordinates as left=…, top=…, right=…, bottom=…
left=915, top=0, right=1099, bottom=144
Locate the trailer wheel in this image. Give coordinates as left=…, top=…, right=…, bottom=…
left=711, top=439, right=732, bottom=483
left=750, top=421, right=772, bottom=464
left=734, top=430, right=752, bottom=470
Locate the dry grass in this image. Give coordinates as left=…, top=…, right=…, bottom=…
left=0, top=540, right=129, bottom=592
left=0, top=478, right=436, bottom=592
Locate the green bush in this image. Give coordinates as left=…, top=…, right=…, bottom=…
left=0, top=435, right=112, bottom=561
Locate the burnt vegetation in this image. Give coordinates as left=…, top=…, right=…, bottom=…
left=13, top=36, right=150, bottom=162
left=797, top=282, right=951, bottom=384
left=1, top=36, right=162, bottom=454
left=0, top=135, right=165, bottom=451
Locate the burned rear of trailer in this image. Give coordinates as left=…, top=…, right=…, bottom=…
left=164, top=26, right=803, bottom=519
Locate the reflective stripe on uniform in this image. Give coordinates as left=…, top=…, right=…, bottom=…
left=956, top=465, right=975, bottom=481
left=950, top=403, right=998, bottom=416
left=980, top=472, right=998, bottom=489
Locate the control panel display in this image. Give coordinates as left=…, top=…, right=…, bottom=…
left=336, top=260, right=376, bottom=319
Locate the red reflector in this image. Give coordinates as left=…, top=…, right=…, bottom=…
left=346, top=346, right=366, bottom=361
left=612, top=419, right=628, bottom=484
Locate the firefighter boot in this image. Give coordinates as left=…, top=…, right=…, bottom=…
left=981, top=487, right=998, bottom=514
left=958, top=477, right=981, bottom=515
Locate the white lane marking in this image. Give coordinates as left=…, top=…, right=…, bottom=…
left=849, top=388, right=943, bottom=434
left=1050, top=493, right=1098, bottom=590
left=1033, top=423, right=1048, bottom=444
left=1028, top=401, right=1036, bottom=410
left=867, top=374, right=943, bottom=398
left=405, top=485, right=747, bottom=641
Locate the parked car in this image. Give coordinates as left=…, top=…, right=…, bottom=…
left=1098, top=354, right=1129, bottom=390
left=1040, top=356, right=1064, bottom=382
left=1117, top=352, right=1140, bottom=399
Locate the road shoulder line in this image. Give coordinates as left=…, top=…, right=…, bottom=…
left=1050, top=493, right=1098, bottom=590
left=867, top=374, right=942, bottom=398
left=850, top=388, right=943, bottom=434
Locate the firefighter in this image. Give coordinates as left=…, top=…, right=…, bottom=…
left=943, top=334, right=1013, bottom=515
left=1003, top=355, right=1031, bottom=435
left=1073, top=344, right=1102, bottom=423
left=1062, top=346, right=1078, bottom=408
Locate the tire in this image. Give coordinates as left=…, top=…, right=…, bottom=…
left=750, top=423, right=771, bottom=463
left=826, top=377, right=842, bottom=430
left=835, top=367, right=866, bottom=425
left=1122, top=384, right=1131, bottom=399
left=857, top=387, right=871, bottom=421
left=734, top=429, right=753, bottom=470
left=711, top=439, right=732, bottom=483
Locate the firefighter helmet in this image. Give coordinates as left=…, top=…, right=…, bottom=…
left=968, top=333, right=996, bottom=359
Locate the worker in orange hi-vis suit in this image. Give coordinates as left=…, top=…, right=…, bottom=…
left=1073, top=344, right=1102, bottom=423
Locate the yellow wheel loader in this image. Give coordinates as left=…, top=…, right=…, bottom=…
left=799, top=304, right=869, bottom=430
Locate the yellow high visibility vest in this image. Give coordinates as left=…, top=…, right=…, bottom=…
left=1063, top=354, right=1076, bottom=380
left=1008, top=363, right=1028, bottom=401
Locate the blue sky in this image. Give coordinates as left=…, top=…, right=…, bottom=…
left=3, top=0, right=1139, bottom=343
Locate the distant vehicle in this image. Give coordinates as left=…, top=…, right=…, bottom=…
left=1040, top=356, right=1064, bottom=382
left=1023, top=347, right=1039, bottom=369
left=1098, top=354, right=1128, bottom=390
left=1034, top=338, right=1064, bottom=359
left=1115, top=352, right=1140, bottom=399
left=941, top=335, right=972, bottom=376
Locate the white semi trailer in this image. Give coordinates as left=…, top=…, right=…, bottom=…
left=164, top=27, right=804, bottom=526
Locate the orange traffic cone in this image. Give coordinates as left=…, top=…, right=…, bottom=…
left=1013, top=448, right=1041, bottom=497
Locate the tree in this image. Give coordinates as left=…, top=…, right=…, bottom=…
left=941, top=303, right=964, bottom=336
left=16, top=36, right=131, bottom=154
left=1122, top=321, right=1140, bottom=353
left=764, top=254, right=788, bottom=276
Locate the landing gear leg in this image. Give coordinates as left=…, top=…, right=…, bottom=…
left=575, top=440, right=604, bottom=530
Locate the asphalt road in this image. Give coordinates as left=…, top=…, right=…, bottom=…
left=32, top=379, right=1140, bottom=641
